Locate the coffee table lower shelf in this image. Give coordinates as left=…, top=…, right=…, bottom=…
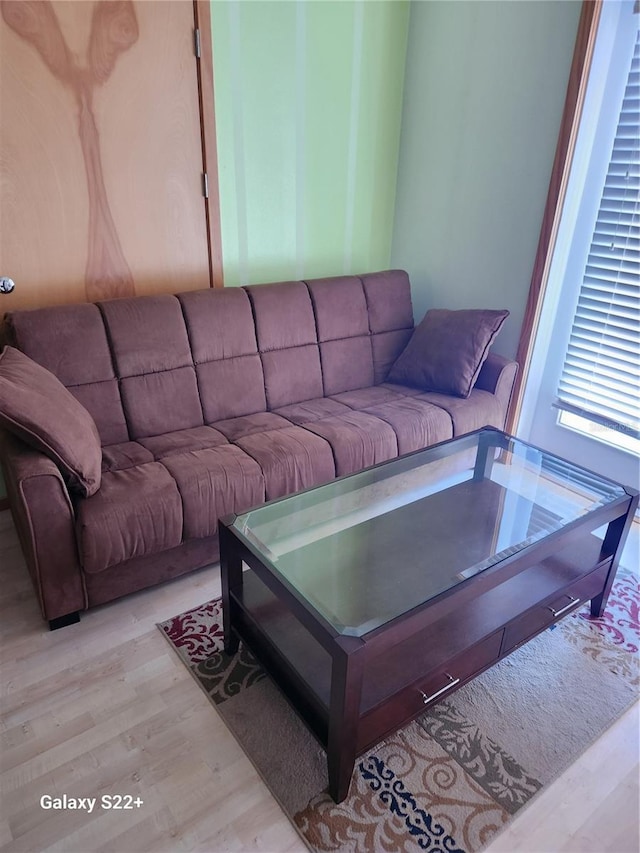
left=221, top=528, right=614, bottom=803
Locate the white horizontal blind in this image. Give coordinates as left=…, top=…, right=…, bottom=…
left=555, top=31, right=640, bottom=440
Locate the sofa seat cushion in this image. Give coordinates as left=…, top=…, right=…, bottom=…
left=303, top=412, right=398, bottom=477
left=379, top=382, right=424, bottom=398
left=363, top=399, right=453, bottom=456
left=77, top=462, right=183, bottom=574
left=235, top=426, right=335, bottom=500
left=213, top=412, right=292, bottom=442
left=102, top=442, right=154, bottom=472
left=274, top=397, right=351, bottom=425
left=138, top=426, right=227, bottom=459
left=414, top=389, right=505, bottom=436
left=330, top=385, right=406, bottom=410
left=162, top=445, right=265, bottom=539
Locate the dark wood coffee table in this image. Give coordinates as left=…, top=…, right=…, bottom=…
left=219, top=428, right=637, bottom=803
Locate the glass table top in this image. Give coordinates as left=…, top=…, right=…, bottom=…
left=231, top=429, right=628, bottom=637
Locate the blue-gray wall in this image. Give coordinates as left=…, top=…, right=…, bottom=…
left=391, top=0, right=582, bottom=358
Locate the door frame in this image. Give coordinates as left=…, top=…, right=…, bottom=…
left=507, top=0, right=601, bottom=432
left=194, top=0, right=223, bottom=288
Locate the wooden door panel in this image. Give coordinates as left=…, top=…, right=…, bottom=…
left=97, top=2, right=210, bottom=298
left=0, top=0, right=211, bottom=312
left=0, top=2, right=89, bottom=309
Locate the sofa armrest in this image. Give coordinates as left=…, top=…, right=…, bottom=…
left=0, top=431, right=86, bottom=623
left=475, top=352, right=519, bottom=411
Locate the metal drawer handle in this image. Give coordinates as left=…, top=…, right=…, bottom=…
left=546, top=595, right=581, bottom=618
left=419, top=673, right=460, bottom=705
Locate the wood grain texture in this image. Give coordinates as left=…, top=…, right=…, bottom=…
left=0, top=1, right=217, bottom=312
left=99, top=1, right=212, bottom=299
left=507, top=0, right=602, bottom=433
left=0, top=509, right=637, bottom=852
left=1, top=0, right=138, bottom=302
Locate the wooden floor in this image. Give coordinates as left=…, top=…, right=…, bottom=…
left=0, top=509, right=638, bottom=853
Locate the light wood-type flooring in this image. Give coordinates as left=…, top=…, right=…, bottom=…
left=1, top=509, right=638, bottom=853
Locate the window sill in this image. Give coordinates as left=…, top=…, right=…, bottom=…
left=557, top=411, right=640, bottom=457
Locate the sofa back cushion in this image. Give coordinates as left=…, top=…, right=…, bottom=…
left=4, top=269, right=417, bottom=449
left=5, top=302, right=129, bottom=445
left=247, top=281, right=324, bottom=409
left=179, top=288, right=267, bottom=422
left=361, top=270, right=414, bottom=384
left=0, top=346, right=102, bottom=496
left=100, top=295, right=204, bottom=439
left=306, top=276, right=375, bottom=396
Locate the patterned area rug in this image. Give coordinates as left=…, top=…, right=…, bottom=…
left=158, top=569, right=639, bottom=853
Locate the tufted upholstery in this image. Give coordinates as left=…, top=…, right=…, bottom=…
left=2, top=269, right=518, bottom=625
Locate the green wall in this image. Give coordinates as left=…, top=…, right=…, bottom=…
left=391, top=0, right=581, bottom=359
left=0, top=1, right=580, bottom=506
left=211, top=0, right=410, bottom=286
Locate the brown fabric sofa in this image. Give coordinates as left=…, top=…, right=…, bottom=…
left=0, top=270, right=518, bottom=628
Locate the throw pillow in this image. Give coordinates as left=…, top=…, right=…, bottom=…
left=0, top=346, right=102, bottom=496
left=388, top=308, right=509, bottom=398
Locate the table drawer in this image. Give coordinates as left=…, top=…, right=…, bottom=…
left=502, top=562, right=610, bottom=655
left=357, top=629, right=503, bottom=753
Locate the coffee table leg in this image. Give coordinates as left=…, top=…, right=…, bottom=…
left=220, top=522, right=242, bottom=655
left=327, top=639, right=365, bottom=804
left=591, top=501, right=638, bottom=617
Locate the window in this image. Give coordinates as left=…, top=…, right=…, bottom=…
left=554, top=32, right=639, bottom=444
left=517, top=1, right=639, bottom=487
